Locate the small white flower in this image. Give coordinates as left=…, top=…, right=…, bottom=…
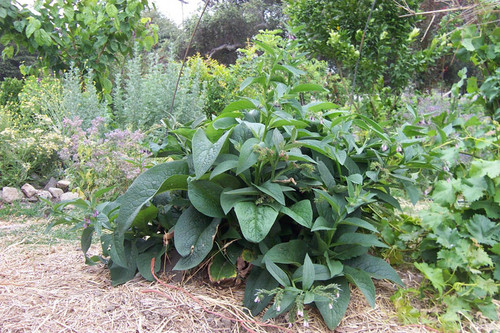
left=303, top=320, right=309, bottom=327
left=329, top=303, right=333, bottom=309
left=276, top=305, right=281, bottom=312
left=297, top=309, right=303, bottom=317
left=254, top=296, right=260, bottom=303
left=381, top=144, right=388, bottom=152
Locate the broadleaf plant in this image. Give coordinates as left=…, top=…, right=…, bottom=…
left=56, top=32, right=426, bottom=329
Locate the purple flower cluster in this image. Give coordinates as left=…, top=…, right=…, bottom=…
left=59, top=116, right=150, bottom=196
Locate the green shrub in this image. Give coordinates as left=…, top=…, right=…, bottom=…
left=0, top=77, right=23, bottom=105
left=50, top=33, right=430, bottom=330
left=112, top=49, right=206, bottom=130
left=0, top=125, right=63, bottom=187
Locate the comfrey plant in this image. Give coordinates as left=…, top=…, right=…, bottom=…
left=56, top=34, right=428, bottom=329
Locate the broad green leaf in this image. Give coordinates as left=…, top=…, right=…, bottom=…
left=220, top=191, right=249, bottom=215
left=347, top=174, right=363, bottom=185
left=325, top=256, right=343, bottom=277
left=371, top=189, right=402, bottom=210
left=209, top=252, right=237, bottom=283
left=302, top=254, right=315, bottom=290
left=344, top=265, right=376, bottom=307
left=243, top=268, right=278, bottom=315
left=293, top=264, right=333, bottom=281
left=26, top=18, right=41, bottom=38
left=213, top=117, right=237, bottom=130
left=306, top=101, right=340, bottom=112
left=470, top=160, right=500, bottom=178
left=173, top=207, right=221, bottom=270
left=290, top=83, right=326, bottom=94
left=234, top=202, right=278, bottom=243
left=461, top=176, right=487, bottom=202
left=313, top=189, right=340, bottom=214
left=465, top=214, right=499, bottom=246
left=264, top=240, right=307, bottom=265
left=255, top=180, right=285, bottom=205
left=414, top=262, right=445, bottom=295
left=113, top=161, right=189, bottom=267
left=340, top=217, right=377, bottom=233
left=315, top=278, right=350, bottom=330
left=265, top=259, right=290, bottom=286
left=223, top=99, right=258, bottom=113
left=344, top=254, right=404, bottom=287
left=210, top=159, right=238, bottom=179
left=109, top=240, right=138, bottom=286
left=333, top=233, right=389, bottom=248
left=81, top=225, right=94, bottom=256
left=432, top=179, right=460, bottom=206
left=255, top=40, right=276, bottom=56
left=276, top=64, right=306, bottom=76
left=312, top=216, right=334, bottom=231
left=354, top=114, right=390, bottom=141
left=192, top=129, right=231, bottom=179
left=136, top=244, right=163, bottom=281
left=280, top=200, right=313, bottom=228
left=105, top=3, right=118, bottom=17
left=188, top=179, right=224, bottom=218
left=34, top=28, right=52, bottom=46
left=236, top=138, right=259, bottom=175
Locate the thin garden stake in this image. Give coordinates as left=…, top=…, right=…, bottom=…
left=169, top=0, right=211, bottom=117
left=349, top=0, right=378, bottom=111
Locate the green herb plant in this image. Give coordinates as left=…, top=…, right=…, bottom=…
left=51, top=33, right=429, bottom=329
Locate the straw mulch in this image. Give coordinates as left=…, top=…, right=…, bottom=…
left=0, top=217, right=496, bottom=333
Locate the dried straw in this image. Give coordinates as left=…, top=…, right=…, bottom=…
left=0, top=218, right=498, bottom=332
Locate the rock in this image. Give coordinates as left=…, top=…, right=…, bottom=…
left=27, top=196, right=39, bottom=202
left=60, top=192, right=79, bottom=202
left=1, top=187, right=23, bottom=203
left=43, top=177, right=57, bottom=191
left=56, top=180, right=71, bottom=192
left=48, top=187, right=64, bottom=199
left=36, top=190, right=53, bottom=200
left=21, top=183, right=38, bottom=198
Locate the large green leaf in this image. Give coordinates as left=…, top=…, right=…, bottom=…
left=236, top=138, right=260, bottom=175
left=234, top=202, right=278, bottom=243
left=188, top=179, right=225, bottom=218
left=243, top=267, right=278, bottom=315
left=432, top=179, right=461, bottom=206
left=109, top=240, right=138, bottom=286
left=280, top=200, right=313, bottom=228
left=414, top=262, right=445, bottom=295
left=265, top=259, right=291, bottom=287
left=263, top=240, right=307, bottom=265
left=192, top=129, right=231, bottom=179
left=136, top=244, right=163, bottom=281
left=173, top=207, right=221, bottom=270
left=302, top=254, right=315, bottom=290
left=466, top=214, right=499, bottom=246
left=255, top=181, right=285, bottom=205
left=343, top=265, right=376, bottom=307
left=340, top=217, right=377, bottom=233
left=333, top=232, right=389, bottom=248
left=470, top=160, right=500, bottom=179
left=293, top=264, right=334, bottom=281
left=209, top=252, right=237, bottom=283
left=344, top=254, right=404, bottom=287
left=112, top=160, right=189, bottom=267
left=315, top=277, right=350, bottom=330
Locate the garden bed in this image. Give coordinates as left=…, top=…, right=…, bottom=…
left=1, top=216, right=489, bottom=333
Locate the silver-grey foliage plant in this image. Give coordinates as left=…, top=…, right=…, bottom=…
left=112, top=49, right=206, bottom=130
